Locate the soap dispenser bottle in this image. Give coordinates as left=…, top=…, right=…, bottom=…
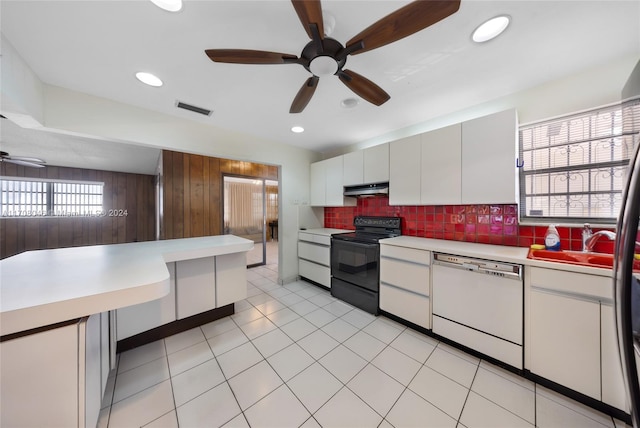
left=544, top=224, right=561, bottom=251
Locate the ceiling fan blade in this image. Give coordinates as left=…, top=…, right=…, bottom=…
left=3, top=158, right=45, bottom=168
left=205, top=49, right=299, bottom=65
left=290, top=76, right=320, bottom=113
left=9, top=155, right=46, bottom=164
left=291, top=0, right=324, bottom=40
left=345, top=0, right=461, bottom=55
left=338, top=69, right=390, bottom=106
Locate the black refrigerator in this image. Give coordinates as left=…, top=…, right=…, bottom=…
left=614, top=58, right=640, bottom=427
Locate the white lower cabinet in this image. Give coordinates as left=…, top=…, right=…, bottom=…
left=601, top=303, right=628, bottom=411
left=298, top=232, right=332, bottom=288
left=529, top=287, right=601, bottom=399
left=176, top=257, right=216, bottom=319
left=215, top=252, right=247, bottom=307
left=1, top=313, right=112, bottom=428
left=379, top=244, right=431, bottom=329
left=117, top=255, right=247, bottom=339
left=117, top=262, right=177, bottom=340
left=527, top=267, right=627, bottom=410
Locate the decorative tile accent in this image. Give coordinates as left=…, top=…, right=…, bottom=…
left=324, top=196, right=618, bottom=252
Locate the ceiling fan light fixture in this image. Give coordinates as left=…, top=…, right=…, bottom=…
left=309, top=56, right=339, bottom=76
left=149, top=0, right=182, bottom=12
left=472, top=15, right=510, bottom=43
left=291, top=126, right=305, bottom=133
left=135, top=71, right=163, bottom=87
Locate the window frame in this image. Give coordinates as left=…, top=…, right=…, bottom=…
left=0, top=176, right=105, bottom=218
left=518, top=98, right=640, bottom=226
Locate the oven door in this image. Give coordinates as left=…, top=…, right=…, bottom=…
left=330, top=238, right=380, bottom=292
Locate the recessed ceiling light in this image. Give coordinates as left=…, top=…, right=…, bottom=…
left=472, top=15, right=510, bottom=43
left=340, top=98, right=359, bottom=109
left=291, top=126, right=305, bottom=133
left=135, top=72, right=163, bottom=87
left=149, top=0, right=182, bottom=12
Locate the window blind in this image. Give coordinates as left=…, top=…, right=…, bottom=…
left=519, top=98, right=640, bottom=223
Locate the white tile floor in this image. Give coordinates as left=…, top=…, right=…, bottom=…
left=98, top=262, right=631, bottom=428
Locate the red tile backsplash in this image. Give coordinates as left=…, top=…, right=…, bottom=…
left=323, top=196, right=634, bottom=254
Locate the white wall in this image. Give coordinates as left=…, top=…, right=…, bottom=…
left=325, top=53, right=640, bottom=158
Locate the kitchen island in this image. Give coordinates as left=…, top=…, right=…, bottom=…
left=0, top=235, right=253, bottom=428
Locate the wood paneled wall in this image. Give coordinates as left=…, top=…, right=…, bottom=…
left=161, top=150, right=278, bottom=240
left=0, top=163, right=156, bottom=259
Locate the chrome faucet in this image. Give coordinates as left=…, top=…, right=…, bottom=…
left=582, top=223, right=616, bottom=252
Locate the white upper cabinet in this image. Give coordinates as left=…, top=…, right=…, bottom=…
left=461, top=109, right=518, bottom=204
left=421, top=124, right=462, bottom=205
left=364, top=143, right=389, bottom=183
left=325, top=156, right=349, bottom=206
left=343, top=150, right=364, bottom=186
left=389, top=135, right=421, bottom=205
left=310, top=156, right=355, bottom=207
left=310, top=160, right=326, bottom=206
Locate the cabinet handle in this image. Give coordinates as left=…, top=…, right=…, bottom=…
left=516, top=157, right=524, bottom=168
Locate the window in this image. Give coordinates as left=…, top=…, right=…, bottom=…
left=0, top=177, right=104, bottom=217
left=519, top=98, right=640, bottom=223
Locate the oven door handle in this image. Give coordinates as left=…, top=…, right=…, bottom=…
left=333, top=240, right=377, bottom=248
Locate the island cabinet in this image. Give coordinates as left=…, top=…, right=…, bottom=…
left=117, top=253, right=247, bottom=340
left=1, top=312, right=113, bottom=428
left=379, top=244, right=431, bottom=329
left=526, top=267, right=627, bottom=411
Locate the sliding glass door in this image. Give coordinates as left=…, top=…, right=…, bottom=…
left=223, top=176, right=278, bottom=267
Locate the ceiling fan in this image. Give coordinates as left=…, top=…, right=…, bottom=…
left=0, top=151, right=46, bottom=168
left=205, top=0, right=461, bottom=113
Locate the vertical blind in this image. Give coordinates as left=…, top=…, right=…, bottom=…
left=519, top=98, right=640, bottom=223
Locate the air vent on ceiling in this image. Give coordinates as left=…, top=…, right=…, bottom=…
left=175, top=101, right=213, bottom=116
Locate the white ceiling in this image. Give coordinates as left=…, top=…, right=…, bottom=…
left=1, top=0, right=639, bottom=170
left=0, top=119, right=162, bottom=175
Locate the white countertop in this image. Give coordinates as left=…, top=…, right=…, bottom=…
left=299, top=228, right=352, bottom=237
left=0, top=235, right=254, bottom=336
left=380, top=236, right=614, bottom=277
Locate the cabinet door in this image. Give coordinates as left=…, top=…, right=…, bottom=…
left=1, top=323, right=80, bottom=427
left=215, top=252, right=248, bottom=307
left=325, top=156, right=346, bottom=206
left=310, top=160, right=326, bottom=206
left=116, top=262, right=176, bottom=340
left=343, top=150, right=364, bottom=186
left=364, top=143, right=389, bottom=183
left=421, top=124, right=462, bottom=205
left=389, top=135, right=421, bottom=205
left=83, top=314, right=102, bottom=428
left=461, top=109, right=517, bottom=204
left=380, top=284, right=430, bottom=329
left=529, top=288, right=601, bottom=400
left=176, top=257, right=216, bottom=319
left=601, top=303, right=628, bottom=411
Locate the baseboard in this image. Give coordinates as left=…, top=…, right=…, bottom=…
left=116, top=304, right=234, bottom=353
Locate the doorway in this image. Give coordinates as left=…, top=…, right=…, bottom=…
left=223, top=175, right=278, bottom=267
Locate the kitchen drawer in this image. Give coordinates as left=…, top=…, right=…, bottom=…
left=381, top=245, right=430, bottom=265
left=299, top=259, right=330, bottom=288
left=529, top=267, right=610, bottom=301
left=298, top=241, right=330, bottom=267
left=298, top=232, right=331, bottom=246
left=380, top=283, right=430, bottom=329
left=380, top=258, right=429, bottom=296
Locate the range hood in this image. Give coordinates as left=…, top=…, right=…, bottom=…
left=344, top=182, right=389, bottom=197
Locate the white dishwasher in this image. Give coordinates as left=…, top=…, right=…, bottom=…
left=432, top=253, right=524, bottom=369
